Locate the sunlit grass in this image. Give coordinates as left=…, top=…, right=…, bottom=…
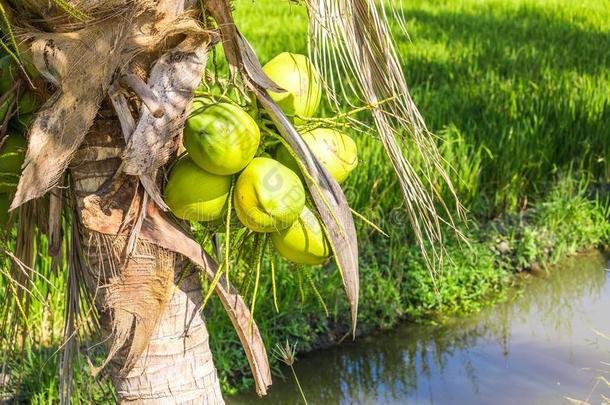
left=234, top=0, right=610, bottom=216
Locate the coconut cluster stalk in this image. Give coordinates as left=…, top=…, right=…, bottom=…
left=0, top=0, right=462, bottom=403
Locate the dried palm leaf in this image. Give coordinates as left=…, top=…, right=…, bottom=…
left=2, top=0, right=272, bottom=400
left=121, top=34, right=212, bottom=178
left=10, top=15, right=131, bottom=209
left=305, top=0, right=466, bottom=270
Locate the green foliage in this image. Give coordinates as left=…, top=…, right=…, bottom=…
left=2, top=346, right=113, bottom=403
left=490, top=174, right=610, bottom=270
left=1, top=0, right=610, bottom=401
left=205, top=173, right=609, bottom=393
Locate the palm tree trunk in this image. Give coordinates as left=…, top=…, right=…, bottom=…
left=113, top=267, right=224, bottom=404
left=70, top=117, right=224, bottom=404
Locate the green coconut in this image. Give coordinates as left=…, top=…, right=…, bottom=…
left=184, top=101, right=260, bottom=176
left=164, top=156, right=231, bottom=222
left=276, top=128, right=358, bottom=184
left=234, top=157, right=305, bottom=233
left=262, top=52, right=322, bottom=122
left=271, top=205, right=331, bottom=265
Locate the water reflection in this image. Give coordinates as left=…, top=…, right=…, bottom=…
left=232, top=251, right=609, bottom=404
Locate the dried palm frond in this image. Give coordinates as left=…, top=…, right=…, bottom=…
left=305, top=0, right=466, bottom=271
left=5, top=0, right=126, bottom=26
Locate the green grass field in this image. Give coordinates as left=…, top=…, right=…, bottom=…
left=234, top=0, right=609, bottom=215
left=1, top=0, right=609, bottom=401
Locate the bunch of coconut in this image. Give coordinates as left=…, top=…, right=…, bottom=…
left=0, top=55, right=38, bottom=229
left=165, top=52, right=358, bottom=265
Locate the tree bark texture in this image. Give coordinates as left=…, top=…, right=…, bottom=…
left=70, top=117, right=224, bottom=404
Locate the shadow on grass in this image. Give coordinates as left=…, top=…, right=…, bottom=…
left=400, top=6, right=610, bottom=77
left=389, top=6, right=610, bottom=212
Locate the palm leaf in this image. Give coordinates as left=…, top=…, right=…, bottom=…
left=305, top=0, right=466, bottom=270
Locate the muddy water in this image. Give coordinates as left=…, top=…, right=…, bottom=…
left=231, top=251, right=610, bottom=405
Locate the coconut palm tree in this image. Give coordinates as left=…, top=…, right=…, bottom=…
left=0, top=0, right=462, bottom=403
